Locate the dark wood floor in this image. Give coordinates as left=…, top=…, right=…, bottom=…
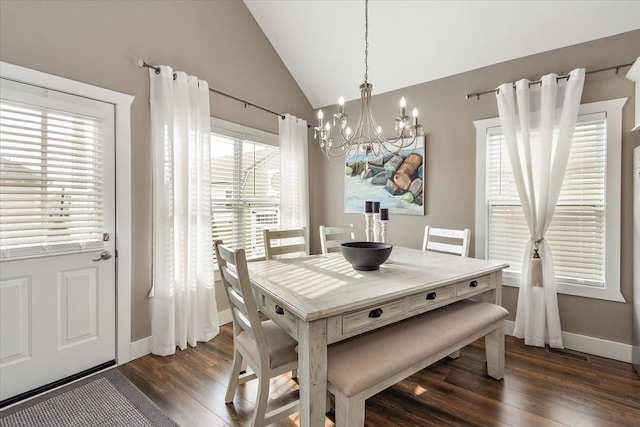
left=118, top=323, right=640, bottom=427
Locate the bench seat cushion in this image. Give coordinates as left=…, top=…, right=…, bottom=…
left=327, top=300, right=508, bottom=397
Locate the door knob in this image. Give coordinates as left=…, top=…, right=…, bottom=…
left=92, top=251, right=112, bottom=262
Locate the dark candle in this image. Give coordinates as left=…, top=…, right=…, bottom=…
left=365, top=201, right=373, bottom=213
left=372, top=201, right=380, bottom=213
left=380, top=208, right=389, bottom=221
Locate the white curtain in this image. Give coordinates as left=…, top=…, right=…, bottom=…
left=279, top=114, right=309, bottom=233
left=149, top=66, right=218, bottom=356
left=496, top=68, right=585, bottom=348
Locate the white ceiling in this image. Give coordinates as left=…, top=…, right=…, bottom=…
left=244, top=0, right=640, bottom=109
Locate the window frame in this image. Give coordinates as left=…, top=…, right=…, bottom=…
left=474, top=98, right=626, bottom=302
left=210, top=117, right=279, bottom=273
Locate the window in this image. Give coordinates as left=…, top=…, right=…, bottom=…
left=474, top=98, right=625, bottom=302
left=0, top=78, right=113, bottom=260
left=210, top=118, right=279, bottom=262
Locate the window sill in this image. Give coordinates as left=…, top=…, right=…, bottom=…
left=501, top=272, right=626, bottom=303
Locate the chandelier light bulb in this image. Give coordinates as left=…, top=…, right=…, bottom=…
left=412, top=107, right=419, bottom=126
left=318, top=109, right=324, bottom=119
left=338, top=96, right=345, bottom=114
left=400, top=97, right=406, bottom=108
left=325, top=122, right=331, bottom=131
left=346, top=127, right=352, bottom=137
left=376, top=126, right=382, bottom=135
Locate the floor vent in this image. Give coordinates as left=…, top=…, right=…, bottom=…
left=546, top=346, right=591, bottom=363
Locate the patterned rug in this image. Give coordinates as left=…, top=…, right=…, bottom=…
left=0, top=369, right=178, bottom=427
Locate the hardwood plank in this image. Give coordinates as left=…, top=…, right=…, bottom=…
left=118, top=324, right=640, bottom=426
left=118, top=362, right=229, bottom=427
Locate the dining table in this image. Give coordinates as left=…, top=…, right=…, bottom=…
left=247, top=245, right=509, bottom=427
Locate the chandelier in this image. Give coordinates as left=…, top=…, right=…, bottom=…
left=314, top=0, right=423, bottom=158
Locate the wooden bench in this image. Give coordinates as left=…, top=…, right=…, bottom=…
left=327, top=299, right=508, bottom=427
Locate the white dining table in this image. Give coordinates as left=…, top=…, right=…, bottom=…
left=247, top=246, right=508, bottom=427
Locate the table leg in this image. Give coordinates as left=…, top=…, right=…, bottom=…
left=483, top=271, right=503, bottom=306
left=297, top=318, right=328, bottom=427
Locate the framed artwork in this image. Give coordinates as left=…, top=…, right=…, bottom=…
left=344, top=136, right=425, bottom=215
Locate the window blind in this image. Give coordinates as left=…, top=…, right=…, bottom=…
left=486, top=116, right=606, bottom=287
left=211, top=133, right=279, bottom=261
left=0, top=96, right=106, bottom=260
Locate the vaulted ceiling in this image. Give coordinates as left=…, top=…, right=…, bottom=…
left=244, top=0, right=640, bottom=109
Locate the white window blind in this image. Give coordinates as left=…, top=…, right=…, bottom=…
left=0, top=86, right=108, bottom=260
left=211, top=131, right=279, bottom=261
left=486, top=113, right=606, bottom=287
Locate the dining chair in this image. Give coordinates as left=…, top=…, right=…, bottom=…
left=319, top=224, right=356, bottom=254
left=422, top=226, right=471, bottom=257
left=263, top=227, right=309, bottom=260
left=214, top=240, right=299, bottom=427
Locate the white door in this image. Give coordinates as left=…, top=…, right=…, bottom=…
left=0, top=78, right=116, bottom=403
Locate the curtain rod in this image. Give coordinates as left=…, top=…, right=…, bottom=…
left=465, top=61, right=634, bottom=100
left=138, top=60, right=286, bottom=120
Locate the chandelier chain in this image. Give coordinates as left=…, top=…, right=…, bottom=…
left=364, top=0, right=369, bottom=83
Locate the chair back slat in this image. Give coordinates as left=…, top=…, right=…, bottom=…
left=232, top=307, right=255, bottom=339
left=227, top=286, right=250, bottom=320
left=214, top=240, right=269, bottom=366
left=422, top=226, right=471, bottom=257
left=267, top=243, right=308, bottom=257
left=426, top=241, right=464, bottom=255
left=263, top=227, right=308, bottom=260
left=319, top=224, right=356, bottom=254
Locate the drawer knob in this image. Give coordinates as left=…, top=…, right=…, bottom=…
left=275, top=305, right=285, bottom=315
left=426, top=292, right=437, bottom=300
left=470, top=280, right=478, bottom=288
left=368, top=308, right=383, bottom=318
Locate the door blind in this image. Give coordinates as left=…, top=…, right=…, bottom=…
left=486, top=115, right=606, bottom=287
left=211, top=133, right=280, bottom=261
left=0, top=96, right=106, bottom=260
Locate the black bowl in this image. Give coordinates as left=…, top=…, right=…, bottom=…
left=340, top=241, right=393, bottom=271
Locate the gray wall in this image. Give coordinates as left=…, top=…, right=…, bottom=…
left=1, top=0, right=638, bottom=347
left=311, top=30, right=640, bottom=345
left=0, top=0, right=314, bottom=341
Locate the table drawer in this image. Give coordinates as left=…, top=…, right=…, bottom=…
left=407, top=285, right=455, bottom=312
left=342, top=299, right=405, bottom=334
left=260, top=294, right=298, bottom=338
left=456, top=276, right=492, bottom=297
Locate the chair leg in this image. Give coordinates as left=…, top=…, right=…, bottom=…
left=251, top=373, right=270, bottom=427
left=485, top=326, right=505, bottom=380
left=225, top=350, right=244, bottom=403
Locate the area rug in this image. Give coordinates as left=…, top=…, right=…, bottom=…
left=0, top=368, right=178, bottom=427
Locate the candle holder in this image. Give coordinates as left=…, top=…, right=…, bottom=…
left=363, top=212, right=374, bottom=242
left=373, top=213, right=381, bottom=242
left=380, top=220, right=389, bottom=243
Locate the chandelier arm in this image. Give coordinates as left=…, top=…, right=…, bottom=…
left=314, top=0, right=425, bottom=159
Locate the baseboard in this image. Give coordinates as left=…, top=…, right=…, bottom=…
left=503, top=320, right=632, bottom=363
left=127, top=309, right=233, bottom=362
left=218, top=308, right=232, bottom=325
left=129, top=336, right=151, bottom=361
